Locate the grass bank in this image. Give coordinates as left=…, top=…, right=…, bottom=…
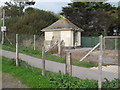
left=2, top=57, right=119, bottom=88
left=2, top=44, right=98, bottom=68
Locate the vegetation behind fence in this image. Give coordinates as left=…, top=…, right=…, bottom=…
left=4, top=32, right=44, bottom=50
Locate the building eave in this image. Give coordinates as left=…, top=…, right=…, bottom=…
left=41, top=28, right=84, bottom=32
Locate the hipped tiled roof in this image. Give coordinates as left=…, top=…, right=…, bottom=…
left=41, top=18, right=84, bottom=31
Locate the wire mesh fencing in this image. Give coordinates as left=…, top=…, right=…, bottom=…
left=103, top=36, right=120, bottom=50
left=4, top=32, right=44, bottom=51
left=102, top=36, right=119, bottom=65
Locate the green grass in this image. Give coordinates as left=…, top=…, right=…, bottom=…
left=2, top=57, right=119, bottom=88
left=2, top=44, right=98, bottom=68
left=2, top=57, right=56, bottom=88
left=0, top=45, right=2, bottom=49
left=0, top=56, right=1, bottom=72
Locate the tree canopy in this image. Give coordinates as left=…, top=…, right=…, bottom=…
left=61, top=2, right=119, bottom=36
left=3, top=2, right=25, bottom=17
left=6, top=8, right=59, bottom=35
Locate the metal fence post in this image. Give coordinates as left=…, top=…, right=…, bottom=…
left=42, top=46, right=45, bottom=76
left=16, top=34, right=19, bottom=66
left=98, top=35, right=103, bottom=89
left=66, top=51, right=72, bottom=76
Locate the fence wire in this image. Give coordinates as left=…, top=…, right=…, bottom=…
left=104, top=37, right=120, bottom=50
left=4, top=32, right=44, bottom=51
left=3, top=33, right=119, bottom=66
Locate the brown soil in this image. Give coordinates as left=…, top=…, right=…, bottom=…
left=66, top=48, right=118, bottom=64
left=2, top=73, right=28, bottom=88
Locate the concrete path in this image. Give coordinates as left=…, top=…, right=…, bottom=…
left=0, top=49, right=118, bottom=81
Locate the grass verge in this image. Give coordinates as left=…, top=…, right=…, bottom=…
left=2, top=56, right=119, bottom=88
left=2, top=56, right=56, bottom=88
left=2, top=44, right=98, bottom=68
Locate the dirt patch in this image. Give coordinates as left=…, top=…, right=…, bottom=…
left=66, top=48, right=118, bottom=65
left=2, top=73, right=28, bottom=88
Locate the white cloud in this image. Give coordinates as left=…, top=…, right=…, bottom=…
left=0, top=0, right=71, bottom=3
left=35, top=0, right=71, bottom=2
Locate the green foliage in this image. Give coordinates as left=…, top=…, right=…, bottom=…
left=6, top=8, right=59, bottom=35
left=49, top=73, right=98, bottom=88
left=3, top=2, right=24, bottom=17
left=61, top=2, right=118, bottom=36
left=2, top=57, right=119, bottom=88
left=5, top=17, right=19, bottom=29
left=2, top=57, right=56, bottom=88
left=72, top=61, right=98, bottom=68
left=0, top=55, right=1, bottom=72
left=102, top=78, right=119, bottom=89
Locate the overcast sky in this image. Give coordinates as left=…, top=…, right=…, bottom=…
left=0, top=0, right=119, bottom=13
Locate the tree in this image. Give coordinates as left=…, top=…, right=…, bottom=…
left=61, top=2, right=118, bottom=36
left=3, top=1, right=35, bottom=17
left=6, top=8, right=59, bottom=35
left=3, top=2, right=24, bottom=17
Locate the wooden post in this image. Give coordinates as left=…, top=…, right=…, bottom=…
left=1, top=32, right=4, bottom=45
left=115, top=38, right=117, bottom=50
left=16, top=34, right=19, bottom=66
left=103, top=37, right=105, bottom=50
left=58, top=41, right=61, bottom=55
left=98, top=35, right=103, bottom=89
left=34, top=35, right=36, bottom=50
left=66, top=52, right=72, bottom=76
left=42, top=46, right=45, bottom=76
left=1, top=9, right=5, bottom=45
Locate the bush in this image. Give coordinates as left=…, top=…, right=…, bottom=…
left=6, top=8, right=59, bottom=35
left=49, top=73, right=98, bottom=88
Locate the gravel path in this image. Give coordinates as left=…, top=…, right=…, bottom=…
left=2, top=73, right=27, bottom=88
left=91, top=65, right=119, bottom=73
left=0, top=49, right=118, bottom=81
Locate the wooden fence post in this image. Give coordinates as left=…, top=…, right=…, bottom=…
left=98, top=35, right=103, bottom=89
left=42, top=46, right=45, bottom=76
left=103, top=37, right=105, bottom=50
left=66, top=52, right=72, bottom=76
left=115, top=38, right=117, bottom=50
left=1, top=31, right=4, bottom=45
left=1, top=9, right=5, bottom=45
left=58, top=41, right=61, bottom=55
left=34, top=35, right=36, bottom=50
left=16, top=34, right=19, bottom=66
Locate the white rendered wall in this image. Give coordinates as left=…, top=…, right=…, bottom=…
left=45, top=30, right=81, bottom=47
left=61, top=31, right=73, bottom=47
left=77, top=32, right=81, bottom=46
left=45, top=32, right=53, bottom=41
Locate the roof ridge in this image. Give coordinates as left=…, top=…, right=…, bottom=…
left=41, top=18, right=84, bottom=32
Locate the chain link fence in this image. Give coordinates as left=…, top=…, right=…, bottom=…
left=4, top=32, right=44, bottom=51
left=2, top=33, right=119, bottom=65
left=104, top=36, right=120, bottom=50
left=102, top=36, right=119, bottom=65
